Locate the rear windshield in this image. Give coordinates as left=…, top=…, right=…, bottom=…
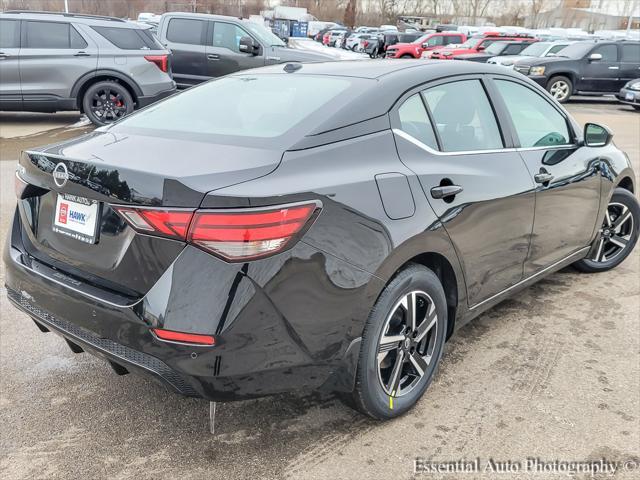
left=92, top=26, right=162, bottom=50
left=113, top=74, right=353, bottom=140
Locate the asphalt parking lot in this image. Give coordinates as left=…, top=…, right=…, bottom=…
left=0, top=98, right=638, bottom=480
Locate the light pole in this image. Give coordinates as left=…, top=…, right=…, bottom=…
left=64, top=0, right=69, bottom=13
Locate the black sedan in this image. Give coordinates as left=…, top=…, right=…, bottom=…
left=454, top=40, right=536, bottom=63
left=616, top=78, right=640, bottom=110
left=6, top=60, right=638, bottom=420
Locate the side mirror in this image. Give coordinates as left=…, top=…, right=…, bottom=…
left=477, top=45, right=486, bottom=51
left=584, top=123, right=612, bottom=147
left=422, top=43, right=428, bottom=48
left=588, top=52, right=602, bottom=62
left=239, top=36, right=258, bottom=55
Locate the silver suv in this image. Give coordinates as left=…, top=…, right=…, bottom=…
left=0, top=11, right=176, bottom=125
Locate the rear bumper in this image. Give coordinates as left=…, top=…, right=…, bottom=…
left=4, top=207, right=378, bottom=401
left=6, top=287, right=199, bottom=397
left=137, top=84, right=177, bottom=109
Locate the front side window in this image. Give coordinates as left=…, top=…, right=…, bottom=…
left=505, top=43, right=525, bottom=55
left=213, top=23, right=247, bottom=53
left=113, top=75, right=352, bottom=139
left=166, top=18, right=206, bottom=45
left=495, top=80, right=571, bottom=148
left=426, top=36, right=444, bottom=47
left=0, top=19, right=19, bottom=48
left=25, top=21, right=80, bottom=49
left=592, top=44, right=617, bottom=62
left=397, top=94, right=438, bottom=150
left=422, top=80, right=503, bottom=152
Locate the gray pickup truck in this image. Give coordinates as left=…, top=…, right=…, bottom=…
left=157, top=12, right=334, bottom=88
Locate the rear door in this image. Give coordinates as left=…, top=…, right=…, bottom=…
left=392, top=77, right=535, bottom=306
left=0, top=18, right=21, bottom=110
left=619, top=43, right=640, bottom=87
left=19, top=20, right=98, bottom=109
left=161, top=16, right=209, bottom=87
left=580, top=44, right=620, bottom=92
left=205, top=21, right=264, bottom=77
left=491, top=77, right=601, bottom=274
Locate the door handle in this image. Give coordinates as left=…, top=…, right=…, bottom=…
left=534, top=172, right=554, bottom=184
left=608, top=66, right=619, bottom=70
left=0, top=52, right=10, bottom=58
left=207, top=54, right=220, bottom=60
left=74, top=51, right=91, bottom=57
left=430, top=185, right=463, bottom=200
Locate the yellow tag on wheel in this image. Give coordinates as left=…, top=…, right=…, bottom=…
left=389, top=390, right=396, bottom=409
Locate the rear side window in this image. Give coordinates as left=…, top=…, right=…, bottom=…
left=92, top=26, right=158, bottom=50
left=495, top=80, right=571, bottom=148
left=0, top=19, right=20, bottom=48
left=25, top=21, right=87, bottom=49
left=592, top=44, right=617, bottom=62
left=166, top=18, right=206, bottom=45
left=115, top=75, right=352, bottom=139
left=444, top=35, right=462, bottom=45
left=398, top=94, right=438, bottom=150
left=422, top=80, right=503, bottom=152
left=212, top=23, right=246, bottom=53
left=621, top=44, right=640, bottom=62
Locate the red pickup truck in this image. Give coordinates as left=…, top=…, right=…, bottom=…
left=385, top=32, right=467, bottom=59
left=426, top=32, right=537, bottom=59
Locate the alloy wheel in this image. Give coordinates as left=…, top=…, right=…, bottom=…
left=377, top=290, right=438, bottom=397
left=90, top=88, right=128, bottom=123
left=549, top=80, right=570, bottom=101
left=592, top=202, right=634, bottom=262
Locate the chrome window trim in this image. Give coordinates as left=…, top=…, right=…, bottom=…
left=392, top=128, right=517, bottom=156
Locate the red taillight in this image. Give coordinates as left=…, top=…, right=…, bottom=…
left=363, top=40, right=369, bottom=48
left=188, top=203, right=318, bottom=261
left=144, top=55, right=168, bottom=73
left=114, top=202, right=320, bottom=261
left=114, top=207, right=194, bottom=240
left=152, top=328, right=215, bottom=346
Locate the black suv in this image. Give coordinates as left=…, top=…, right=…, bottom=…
left=157, top=12, right=333, bottom=88
left=514, top=40, right=640, bottom=102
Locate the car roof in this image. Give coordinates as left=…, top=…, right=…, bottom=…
left=234, top=60, right=531, bottom=140
left=0, top=10, right=141, bottom=28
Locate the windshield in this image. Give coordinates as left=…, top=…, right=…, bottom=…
left=459, top=36, right=482, bottom=48
left=519, top=42, right=551, bottom=57
left=485, top=42, right=507, bottom=54
left=553, top=42, right=593, bottom=58
left=113, top=75, right=352, bottom=139
left=243, top=21, right=285, bottom=47
left=413, top=34, right=431, bottom=44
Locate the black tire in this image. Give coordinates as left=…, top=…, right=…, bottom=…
left=573, top=188, right=639, bottom=273
left=633, top=105, right=640, bottom=111
left=82, top=80, right=134, bottom=126
left=350, top=264, right=448, bottom=420
left=400, top=54, right=413, bottom=59
left=546, top=75, right=573, bottom=103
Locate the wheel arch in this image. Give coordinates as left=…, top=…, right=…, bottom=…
left=370, top=232, right=467, bottom=341
left=547, top=71, right=577, bottom=92
left=617, top=175, right=635, bottom=194
left=72, top=70, right=143, bottom=112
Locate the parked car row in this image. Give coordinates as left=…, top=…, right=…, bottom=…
left=0, top=10, right=335, bottom=125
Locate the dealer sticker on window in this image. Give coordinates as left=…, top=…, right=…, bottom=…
left=626, top=92, right=635, bottom=101
left=53, top=194, right=100, bottom=244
